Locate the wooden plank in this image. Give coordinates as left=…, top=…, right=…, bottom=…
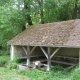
left=55, top=56, right=79, bottom=60
left=50, top=48, right=60, bottom=59
left=14, top=44, right=80, bottom=48
left=19, top=55, right=44, bottom=59
left=40, top=47, right=48, bottom=59
left=51, top=60, right=76, bottom=65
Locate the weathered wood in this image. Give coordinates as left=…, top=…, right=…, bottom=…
left=19, top=55, right=44, bottom=59
left=51, top=60, right=76, bottom=65
left=26, top=46, right=30, bottom=65
left=47, top=47, right=51, bottom=71
left=14, top=44, right=80, bottom=48
left=55, top=56, right=79, bottom=60
left=67, top=64, right=76, bottom=69
left=10, top=45, right=14, bottom=60
left=29, top=46, right=37, bottom=55
left=22, top=46, right=31, bottom=65
left=50, top=48, right=60, bottom=59
left=40, top=47, right=48, bottom=59
left=22, top=46, right=28, bottom=55
left=79, top=48, right=80, bottom=69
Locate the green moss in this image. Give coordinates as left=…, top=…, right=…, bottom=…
left=8, top=20, right=78, bottom=46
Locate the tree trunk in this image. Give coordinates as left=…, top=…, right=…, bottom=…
left=37, top=0, right=44, bottom=24
left=22, top=0, right=33, bottom=31
left=26, top=15, right=33, bottom=26
left=22, top=25, right=26, bottom=31
left=24, top=1, right=33, bottom=26
left=73, top=0, right=78, bottom=19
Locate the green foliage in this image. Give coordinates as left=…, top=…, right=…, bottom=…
left=17, top=66, right=70, bottom=80
left=0, top=56, right=9, bottom=67
left=6, top=61, right=17, bottom=69
left=0, top=55, right=21, bottom=69
left=0, top=0, right=80, bottom=50
left=6, top=57, right=21, bottom=69
left=0, top=0, right=24, bottom=49
left=0, top=49, right=10, bottom=56
left=0, top=64, right=80, bottom=80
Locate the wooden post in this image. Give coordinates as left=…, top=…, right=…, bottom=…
left=79, top=48, right=80, bottom=69
left=22, top=46, right=30, bottom=65
left=47, top=47, right=51, bottom=71
left=26, top=46, right=30, bottom=65
left=10, top=45, right=14, bottom=60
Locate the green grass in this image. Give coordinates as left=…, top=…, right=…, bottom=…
left=0, top=55, right=80, bottom=80
left=0, top=66, right=80, bottom=80
left=0, top=55, right=10, bottom=67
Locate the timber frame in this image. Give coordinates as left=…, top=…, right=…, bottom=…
left=21, top=46, right=60, bottom=71
left=10, top=45, right=79, bottom=71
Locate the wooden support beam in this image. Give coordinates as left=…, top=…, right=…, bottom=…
left=47, top=47, right=51, bottom=71
left=55, top=56, right=79, bottom=60
left=29, top=46, right=37, bottom=55
left=67, top=64, right=76, bottom=69
left=19, top=55, right=44, bottom=59
left=51, top=60, right=76, bottom=65
left=40, top=47, right=48, bottom=59
left=26, top=46, right=30, bottom=65
left=22, top=46, right=28, bottom=55
left=79, top=48, right=80, bottom=69
left=50, top=48, right=60, bottom=59
left=10, top=45, right=14, bottom=60
left=22, top=46, right=30, bottom=65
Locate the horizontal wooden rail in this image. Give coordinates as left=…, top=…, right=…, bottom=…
left=55, top=56, right=79, bottom=60
left=51, top=60, right=76, bottom=65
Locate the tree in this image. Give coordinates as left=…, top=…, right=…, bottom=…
left=0, top=0, right=80, bottom=50
left=37, top=0, right=44, bottom=24
left=73, top=0, right=78, bottom=19
left=24, top=0, right=33, bottom=26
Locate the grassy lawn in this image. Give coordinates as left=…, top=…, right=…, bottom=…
left=0, top=55, right=80, bottom=80
left=0, top=65, right=80, bottom=80
left=0, top=67, right=69, bottom=80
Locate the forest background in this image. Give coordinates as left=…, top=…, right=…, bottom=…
left=0, top=0, right=80, bottom=54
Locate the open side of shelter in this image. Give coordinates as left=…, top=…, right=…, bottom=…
left=10, top=45, right=79, bottom=71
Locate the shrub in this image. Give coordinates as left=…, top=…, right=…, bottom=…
left=6, top=57, right=21, bottom=69
left=0, top=55, right=9, bottom=67
left=0, top=49, right=10, bottom=56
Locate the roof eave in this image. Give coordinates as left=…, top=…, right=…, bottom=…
left=8, top=44, right=80, bottom=48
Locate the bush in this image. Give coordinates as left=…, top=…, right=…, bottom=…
left=0, top=55, right=10, bottom=67
left=6, top=61, right=17, bottom=69
left=6, top=57, right=21, bottom=69
left=0, top=49, right=10, bottom=56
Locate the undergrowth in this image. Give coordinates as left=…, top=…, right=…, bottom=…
left=0, top=55, right=80, bottom=80
left=0, top=55, right=9, bottom=67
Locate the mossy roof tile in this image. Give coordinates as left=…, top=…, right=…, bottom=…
left=7, top=19, right=80, bottom=47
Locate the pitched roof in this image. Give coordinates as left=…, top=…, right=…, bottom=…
left=7, top=19, right=80, bottom=47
